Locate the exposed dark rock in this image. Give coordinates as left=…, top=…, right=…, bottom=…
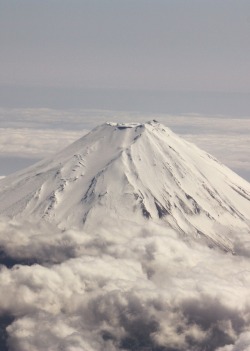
left=154, top=201, right=169, bottom=218
left=185, top=194, right=201, bottom=214
left=141, top=203, right=151, bottom=219
left=177, top=197, right=193, bottom=215
left=117, top=126, right=133, bottom=130
left=82, top=177, right=97, bottom=201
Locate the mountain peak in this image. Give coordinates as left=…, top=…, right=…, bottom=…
left=0, top=121, right=249, bottom=251
left=105, top=119, right=159, bottom=128
left=96, top=120, right=170, bottom=137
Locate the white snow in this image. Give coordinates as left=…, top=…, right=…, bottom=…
left=0, top=121, right=250, bottom=351
left=0, top=120, right=249, bottom=251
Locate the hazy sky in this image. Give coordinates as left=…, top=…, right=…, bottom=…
left=1, top=4, right=250, bottom=349
left=0, top=1, right=249, bottom=179
left=1, top=0, right=250, bottom=113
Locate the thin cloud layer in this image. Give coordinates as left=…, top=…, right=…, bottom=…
left=0, top=108, right=249, bottom=180
left=0, top=128, right=85, bottom=158
left=0, top=219, right=250, bottom=350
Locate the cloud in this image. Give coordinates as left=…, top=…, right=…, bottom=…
left=0, top=109, right=249, bottom=349
left=216, top=333, right=250, bottom=351
left=0, top=219, right=250, bottom=350
left=0, top=108, right=249, bottom=181
left=0, top=128, right=85, bottom=158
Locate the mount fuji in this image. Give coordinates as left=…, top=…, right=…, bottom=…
left=0, top=120, right=249, bottom=251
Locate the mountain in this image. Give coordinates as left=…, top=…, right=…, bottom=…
left=0, top=121, right=249, bottom=251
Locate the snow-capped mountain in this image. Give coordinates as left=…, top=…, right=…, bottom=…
left=0, top=121, right=249, bottom=250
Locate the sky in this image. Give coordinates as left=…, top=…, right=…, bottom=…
left=0, top=2, right=250, bottom=350
left=0, top=0, right=250, bottom=113
left=0, top=0, right=249, bottom=181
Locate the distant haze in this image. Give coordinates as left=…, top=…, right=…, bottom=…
left=1, top=0, right=250, bottom=114
left=0, top=1, right=249, bottom=180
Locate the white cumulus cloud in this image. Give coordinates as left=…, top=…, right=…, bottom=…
left=0, top=219, right=250, bottom=350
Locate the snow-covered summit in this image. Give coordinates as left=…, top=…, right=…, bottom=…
left=0, top=120, right=249, bottom=250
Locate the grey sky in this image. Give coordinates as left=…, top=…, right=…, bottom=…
left=0, top=1, right=249, bottom=179
left=1, top=0, right=250, bottom=106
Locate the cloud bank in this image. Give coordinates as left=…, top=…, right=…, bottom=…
left=0, top=128, right=85, bottom=158
left=0, top=108, right=249, bottom=180
left=0, top=218, right=250, bottom=350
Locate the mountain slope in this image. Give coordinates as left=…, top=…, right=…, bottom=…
left=0, top=121, right=249, bottom=250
